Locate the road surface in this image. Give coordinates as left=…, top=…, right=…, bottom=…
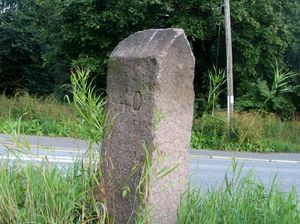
left=1, top=133, right=300, bottom=192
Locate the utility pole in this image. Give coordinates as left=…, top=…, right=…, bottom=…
left=224, top=0, right=234, bottom=135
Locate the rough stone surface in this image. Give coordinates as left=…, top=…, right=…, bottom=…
left=102, top=28, right=195, bottom=224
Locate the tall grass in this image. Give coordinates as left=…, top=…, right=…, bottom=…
left=0, top=159, right=298, bottom=223
left=178, top=161, right=300, bottom=224
left=67, top=68, right=110, bottom=143
left=0, top=68, right=109, bottom=223
left=191, top=111, right=300, bottom=152
left=206, top=67, right=226, bottom=115
left=0, top=161, right=106, bottom=223
left=0, top=92, right=84, bottom=138
left=0, top=92, right=73, bottom=122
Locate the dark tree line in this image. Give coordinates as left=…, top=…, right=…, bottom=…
left=0, top=0, right=299, bottom=117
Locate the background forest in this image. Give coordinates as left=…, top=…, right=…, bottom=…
left=1, top=0, right=299, bottom=118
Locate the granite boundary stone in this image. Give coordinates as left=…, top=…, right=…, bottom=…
left=102, top=28, right=195, bottom=224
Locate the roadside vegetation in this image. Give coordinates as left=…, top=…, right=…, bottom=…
left=0, top=68, right=299, bottom=223
left=178, top=162, right=300, bottom=224
left=0, top=156, right=299, bottom=223
left=191, top=112, right=300, bottom=152
left=191, top=62, right=299, bottom=152
left=1, top=93, right=299, bottom=152
left=1, top=62, right=299, bottom=153
left=0, top=91, right=95, bottom=139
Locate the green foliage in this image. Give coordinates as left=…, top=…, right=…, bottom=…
left=191, top=112, right=300, bottom=152
left=0, top=66, right=111, bottom=223
left=0, top=68, right=111, bottom=141
left=1, top=0, right=300, bottom=114
left=0, top=161, right=106, bottom=223
left=191, top=114, right=227, bottom=150
left=0, top=92, right=88, bottom=138
left=261, top=115, right=300, bottom=152
left=0, top=158, right=299, bottom=223
left=236, top=60, right=297, bottom=118
left=67, top=68, right=110, bottom=142
left=0, top=0, right=58, bottom=95
left=231, top=1, right=296, bottom=91
left=206, top=66, right=226, bottom=114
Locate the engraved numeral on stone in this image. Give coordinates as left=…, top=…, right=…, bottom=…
left=133, top=91, right=142, bottom=111
left=120, top=87, right=132, bottom=112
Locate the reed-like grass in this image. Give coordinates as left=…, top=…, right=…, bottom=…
left=0, top=160, right=105, bottom=224
left=178, top=162, right=300, bottom=224
left=0, top=159, right=298, bottom=223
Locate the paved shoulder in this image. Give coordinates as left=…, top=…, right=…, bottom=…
left=2, top=133, right=300, bottom=163
left=0, top=133, right=89, bottom=151
left=1, top=134, right=300, bottom=192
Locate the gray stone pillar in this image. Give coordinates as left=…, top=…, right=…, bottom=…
left=103, top=28, right=195, bottom=224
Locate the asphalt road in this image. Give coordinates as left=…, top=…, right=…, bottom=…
left=1, top=133, right=300, bottom=193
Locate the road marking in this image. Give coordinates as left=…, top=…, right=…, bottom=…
left=1, top=142, right=88, bottom=153
left=0, top=154, right=101, bottom=164
left=1, top=154, right=298, bottom=165
left=0, top=154, right=74, bottom=163
left=2, top=141, right=300, bottom=165
left=191, top=155, right=300, bottom=164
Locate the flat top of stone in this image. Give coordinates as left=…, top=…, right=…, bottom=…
left=110, top=28, right=189, bottom=58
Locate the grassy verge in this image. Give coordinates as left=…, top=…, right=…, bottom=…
left=0, top=160, right=103, bottom=223
left=191, top=111, right=300, bottom=152
left=0, top=92, right=89, bottom=139
left=179, top=171, right=300, bottom=224
left=1, top=93, right=300, bottom=152
left=0, top=159, right=298, bottom=223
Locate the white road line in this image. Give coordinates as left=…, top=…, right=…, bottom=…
left=2, top=141, right=300, bottom=165
left=191, top=155, right=300, bottom=164
left=2, top=154, right=298, bottom=165
left=0, top=155, right=74, bottom=163
left=0, top=154, right=100, bottom=164
left=1, top=142, right=87, bottom=153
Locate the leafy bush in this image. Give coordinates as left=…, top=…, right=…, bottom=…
left=191, top=114, right=227, bottom=149
left=236, top=60, right=297, bottom=119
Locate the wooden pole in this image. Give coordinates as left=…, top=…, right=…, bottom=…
left=224, top=0, right=234, bottom=134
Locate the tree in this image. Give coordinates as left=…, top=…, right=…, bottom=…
left=1, top=0, right=299, bottom=116
left=231, top=0, right=299, bottom=115
left=0, top=0, right=59, bottom=95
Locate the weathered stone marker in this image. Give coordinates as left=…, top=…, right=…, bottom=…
left=103, top=28, right=195, bottom=224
